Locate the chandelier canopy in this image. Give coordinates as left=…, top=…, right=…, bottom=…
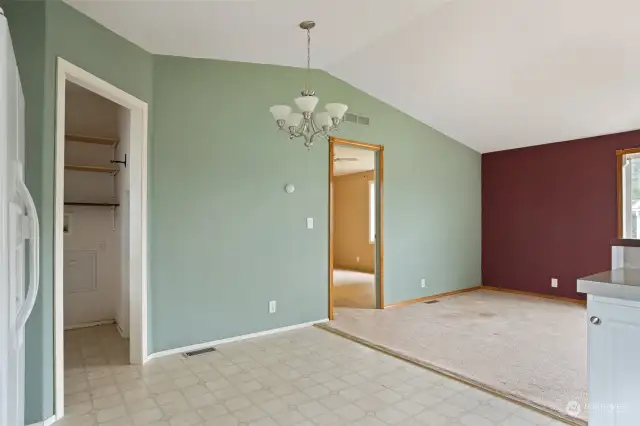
left=269, top=21, right=348, bottom=149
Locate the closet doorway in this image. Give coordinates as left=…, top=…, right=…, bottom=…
left=328, top=137, right=384, bottom=319
left=54, top=59, right=148, bottom=419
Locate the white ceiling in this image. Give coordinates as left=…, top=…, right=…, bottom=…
left=333, top=145, right=375, bottom=176
left=64, top=0, right=640, bottom=153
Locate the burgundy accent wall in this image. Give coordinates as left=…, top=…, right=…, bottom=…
left=482, top=130, right=640, bottom=299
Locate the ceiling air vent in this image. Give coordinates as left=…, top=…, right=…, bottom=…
left=357, top=115, right=370, bottom=126
left=343, top=112, right=370, bottom=126
left=344, top=112, right=358, bottom=124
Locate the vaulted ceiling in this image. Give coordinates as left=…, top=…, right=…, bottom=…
left=64, top=0, right=640, bottom=153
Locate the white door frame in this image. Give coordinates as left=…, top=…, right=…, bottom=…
left=54, top=57, right=149, bottom=418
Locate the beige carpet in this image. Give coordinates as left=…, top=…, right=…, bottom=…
left=333, top=269, right=375, bottom=287
left=321, top=289, right=588, bottom=424
left=333, top=269, right=376, bottom=308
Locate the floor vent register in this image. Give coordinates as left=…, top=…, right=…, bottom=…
left=183, top=347, right=216, bottom=357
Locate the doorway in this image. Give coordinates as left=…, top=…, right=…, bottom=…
left=54, top=58, right=148, bottom=419
left=328, top=137, right=384, bottom=320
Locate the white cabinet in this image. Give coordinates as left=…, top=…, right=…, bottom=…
left=588, top=296, right=640, bottom=426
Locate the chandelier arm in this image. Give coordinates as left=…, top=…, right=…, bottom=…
left=311, top=114, right=334, bottom=143
left=287, top=123, right=303, bottom=138
left=300, top=118, right=310, bottom=135
left=328, top=119, right=342, bottom=133
left=309, top=116, right=320, bottom=134
left=301, top=118, right=310, bottom=136
left=309, top=123, right=328, bottom=144
left=289, top=128, right=304, bottom=139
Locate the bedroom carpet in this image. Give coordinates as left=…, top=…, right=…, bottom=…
left=333, top=269, right=376, bottom=309
left=320, top=289, right=588, bottom=424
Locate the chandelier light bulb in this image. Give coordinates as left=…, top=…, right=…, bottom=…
left=270, top=105, right=292, bottom=120
left=286, top=113, right=303, bottom=128
left=325, top=103, right=349, bottom=119
left=295, top=96, right=319, bottom=113
left=315, top=112, right=331, bottom=127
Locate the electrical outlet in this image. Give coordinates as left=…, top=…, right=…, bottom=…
left=551, top=278, right=558, bottom=288
left=269, top=301, right=277, bottom=314
left=421, top=278, right=426, bottom=288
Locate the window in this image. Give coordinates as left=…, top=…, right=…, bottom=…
left=617, top=149, right=640, bottom=238
left=369, top=180, right=376, bottom=243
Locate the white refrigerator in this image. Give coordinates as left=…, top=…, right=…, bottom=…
left=0, top=7, right=41, bottom=426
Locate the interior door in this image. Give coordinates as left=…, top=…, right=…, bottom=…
left=1, top=11, right=40, bottom=426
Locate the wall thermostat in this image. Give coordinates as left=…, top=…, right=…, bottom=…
left=284, top=183, right=295, bottom=194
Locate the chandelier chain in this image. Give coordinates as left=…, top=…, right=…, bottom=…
left=306, top=28, right=311, bottom=91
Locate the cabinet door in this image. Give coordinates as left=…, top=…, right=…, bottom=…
left=588, top=300, right=640, bottom=426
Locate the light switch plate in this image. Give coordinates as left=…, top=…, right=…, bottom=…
left=307, top=218, right=314, bottom=229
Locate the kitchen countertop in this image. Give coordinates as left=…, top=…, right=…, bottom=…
left=578, top=268, right=640, bottom=301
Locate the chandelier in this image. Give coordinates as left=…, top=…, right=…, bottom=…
left=269, top=21, right=348, bottom=149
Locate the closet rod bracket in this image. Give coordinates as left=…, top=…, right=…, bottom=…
left=110, top=153, right=127, bottom=169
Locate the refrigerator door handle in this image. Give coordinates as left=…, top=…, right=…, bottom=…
left=14, top=162, right=39, bottom=336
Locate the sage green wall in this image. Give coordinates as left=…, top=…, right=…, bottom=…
left=150, top=55, right=482, bottom=351
left=6, top=0, right=153, bottom=422
left=151, top=57, right=330, bottom=351
left=6, top=0, right=480, bottom=421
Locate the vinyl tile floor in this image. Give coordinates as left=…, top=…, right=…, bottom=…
left=58, top=324, right=568, bottom=426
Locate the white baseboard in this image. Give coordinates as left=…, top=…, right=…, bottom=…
left=27, top=415, right=57, bottom=426
left=64, top=319, right=115, bottom=331
left=148, top=319, right=329, bottom=361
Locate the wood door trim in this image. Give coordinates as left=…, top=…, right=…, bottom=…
left=617, top=153, right=623, bottom=237
left=328, top=142, right=335, bottom=320
left=378, top=148, right=385, bottom=310
left=328, top=137, right=384, bottom=320
left=331, top=137, right=383, bottom=151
